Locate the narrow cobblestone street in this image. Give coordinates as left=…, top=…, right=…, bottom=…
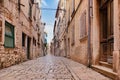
left=0, top=54, right=111, bottom=80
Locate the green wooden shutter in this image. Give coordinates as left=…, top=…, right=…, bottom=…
left=4, top=21, right=15, bottom=48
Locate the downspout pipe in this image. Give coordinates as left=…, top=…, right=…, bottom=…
left=87, top=0, right=92, bottom=68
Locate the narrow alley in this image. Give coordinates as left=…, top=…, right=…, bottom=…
left=0, top=54, right=110, bottom=80
left=0, top=0, right=120, bottom=80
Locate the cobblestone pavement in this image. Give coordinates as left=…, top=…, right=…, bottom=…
left=0, top=54, right=111, bottom=80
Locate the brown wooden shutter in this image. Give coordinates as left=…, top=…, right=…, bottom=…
left=4, top=21, right=15, bottom=48
left=80, top=11, right=86, bottom=39
left=71, top=25, right=75, bottom=45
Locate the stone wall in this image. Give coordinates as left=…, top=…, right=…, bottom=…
left=0, top=0, right=42, bottom=69
left=69, top=0, right=88, bottom=65
left=0, top=45, right=27, bottom=69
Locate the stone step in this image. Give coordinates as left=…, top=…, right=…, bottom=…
left=92, top=65, right=117, bottom=79
left=99, top=61, right=113, bottom=68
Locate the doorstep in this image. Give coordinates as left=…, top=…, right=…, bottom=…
left=99, top=61, right=113, bottom=68
left=92, top=65, right=117, bottom=79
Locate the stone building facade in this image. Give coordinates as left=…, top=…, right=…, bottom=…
left=53, top=0, right=120, bottom=79
left=50, top=39, right=55, bottom=55
left=40, top=22, right=47, bottom=56
left=0, top=0, right=44, bottom=69
left=53, top=0, right=68, bottom=57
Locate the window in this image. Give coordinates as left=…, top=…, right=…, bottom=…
left=72, top=0, right=75, bottom=13
left=0, top=0, right=3, bottom=3
left=0, top=0, right=3, bottom=4
left=100, top=0, right=109, bottom=7
left=68, top=7, right=70, bottom=23
left=37, top=33, right=40, bottom=42
left=33, top=37, right=36, bottom=46
left=22, top=33, right=26, bottom=47
left=4, top=21, right=14, bottom=48
left=37, top=33, right=40, bottom=48
left=109, top=1, right=113, bottom=35
left=18, top=0, right=21, bottom=12
left=80, top=11, right=87, bottom=39
left=100, top=0, right=114, bottom=63
left=90, top=0, right=93, bottom=17
left=100, top=0, right=114, bottom=39
left=71, top=25, right=75, bottom=45
left=101, top=7, right=107, bottom=39
left=71, top=0, right=75, bottom=17
left=31, top=0, right=34, bottom=4
left=29, top=3, right=32, bottom=18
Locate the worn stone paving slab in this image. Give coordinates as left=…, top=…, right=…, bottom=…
left=0, top=54, right=111, bottom=80
left=60, top=57, right=111, bottom=80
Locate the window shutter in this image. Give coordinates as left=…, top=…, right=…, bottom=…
left=80, top=11, right=86, bottom=39
left=71, top=25, right=75, bottom=45
left=4, top=21, right=14, bottom=48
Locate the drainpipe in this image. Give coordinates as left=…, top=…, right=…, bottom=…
left=87, top=0, right=91, bottom=68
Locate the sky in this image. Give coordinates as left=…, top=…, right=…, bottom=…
left=40, top=0, right=59, bottom=43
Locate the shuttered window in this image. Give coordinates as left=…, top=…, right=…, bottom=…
left=71, top=25, right=75, bottom=45
left=4, top=21, right=14, bottom=48
left=80, top=11, right=87, bottom=39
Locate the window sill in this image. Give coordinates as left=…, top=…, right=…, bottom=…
left=79, top=35, right=88, bottom=42
left=4, top=47, right=15, bottom=48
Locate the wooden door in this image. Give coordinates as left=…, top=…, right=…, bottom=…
left=100, top=0, right=114, bottom=63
